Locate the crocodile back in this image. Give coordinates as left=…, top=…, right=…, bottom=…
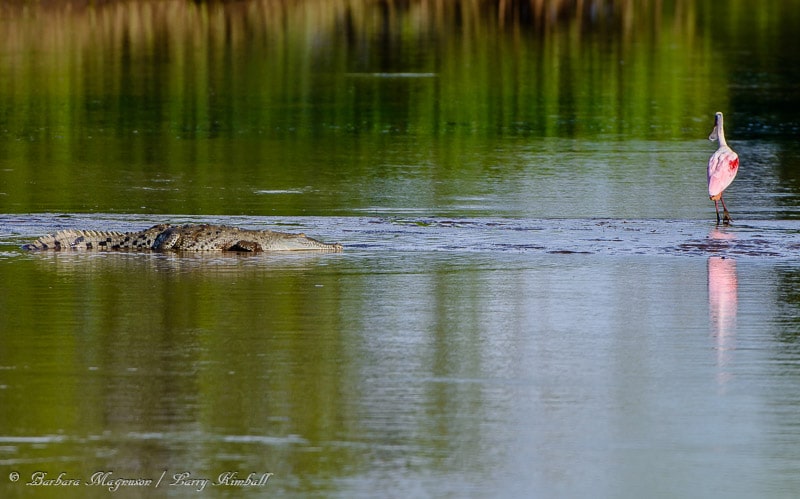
left=22, top=229, right=128, bottom=250
left=23, top=224, right=342, bottom=252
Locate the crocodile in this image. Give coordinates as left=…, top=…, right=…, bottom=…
left=23, top=224, right=343, bottom=252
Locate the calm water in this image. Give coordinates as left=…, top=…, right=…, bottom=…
left=2, top=1, right=800, bottom=497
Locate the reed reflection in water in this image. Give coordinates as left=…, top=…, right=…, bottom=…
left=1, top=0, right=799, bottom=217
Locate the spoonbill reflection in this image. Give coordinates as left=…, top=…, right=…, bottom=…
left=708, top=254, right=737, bottom=388
left=707, top=112, right=739, bottom=224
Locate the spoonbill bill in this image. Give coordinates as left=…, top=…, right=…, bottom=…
left=707, top=112, right=739, bottom=224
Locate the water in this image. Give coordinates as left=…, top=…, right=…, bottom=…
left=4, top=215, right=800, bottom=498
left=2, top=1, right=800, bottom=498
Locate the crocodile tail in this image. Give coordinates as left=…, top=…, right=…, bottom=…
left=22, top=229, right=127, bottom=250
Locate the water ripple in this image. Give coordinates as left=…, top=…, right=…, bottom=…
left=2, top=214, right=799, bottom=259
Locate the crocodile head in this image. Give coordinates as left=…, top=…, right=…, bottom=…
left=275, top=233, right=343, bottom=252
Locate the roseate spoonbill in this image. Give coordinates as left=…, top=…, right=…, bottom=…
left=707, top=112, right=739, bottom=224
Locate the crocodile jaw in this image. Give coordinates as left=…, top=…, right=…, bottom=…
left=275, top=233, right=343, bottom=252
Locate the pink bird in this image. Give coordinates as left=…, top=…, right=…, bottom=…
left=707, top=111, right=739, bottom=224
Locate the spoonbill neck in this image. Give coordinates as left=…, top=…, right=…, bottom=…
left=716, top=124, right=727, bottom=147
left=715, top=114, right=728, bottom=147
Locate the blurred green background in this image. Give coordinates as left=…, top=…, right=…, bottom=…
left=1, top=0, right=797, bottom=216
